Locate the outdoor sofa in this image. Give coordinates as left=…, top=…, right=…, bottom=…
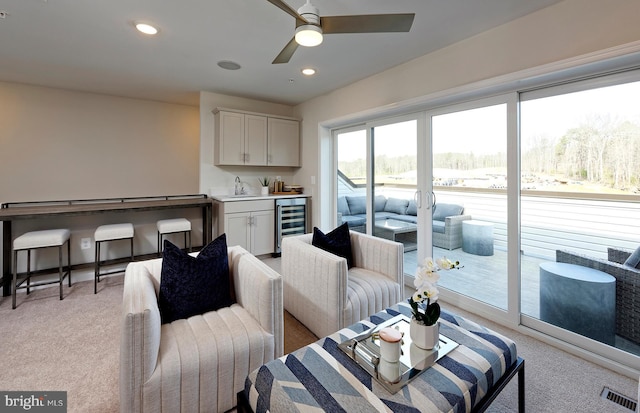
left=337, top=195, right=471, bottom=250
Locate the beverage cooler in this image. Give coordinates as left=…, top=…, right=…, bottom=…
left=274, top=197, right=308, bottom=255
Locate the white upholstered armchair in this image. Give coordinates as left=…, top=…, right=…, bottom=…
left=120, top=246, right=283, bottom=413
left=282, top=231, right=403, bottom=338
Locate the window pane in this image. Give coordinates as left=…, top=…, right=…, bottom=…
left=431, top=104, right=508, bottom=310
left=521, top=79, right=640, bottom=355
left=337, top=129, right=367, bottom=232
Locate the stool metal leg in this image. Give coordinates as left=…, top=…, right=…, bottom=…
left=58, top=243, right=63, bottom=300
left=188, top=231, right=192, bottom=252
left=67, top=238, right=71, bottom=287
left=130, top=237, right=134, bottom=261
left=94, top=240, right=101, bottom=294
left=26, top=249, right=31, bottom=295
left=12, top=250, right=18, bottom=309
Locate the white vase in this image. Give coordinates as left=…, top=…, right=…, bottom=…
left=410, top=318, right=439, bottom=350
left=260, top=186, right=269, bottom=196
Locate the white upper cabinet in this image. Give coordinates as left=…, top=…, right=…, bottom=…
left=214, top=108, right=299, bottom=167
left=268, top=117, right=300, bottom=167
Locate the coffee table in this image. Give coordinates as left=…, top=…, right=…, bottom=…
left=240, top=301, right=524, bottom=413
left=374, top=218, right=417, bottom=251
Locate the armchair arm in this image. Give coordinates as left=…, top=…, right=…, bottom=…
left=444, top=214, right=472, bottom=234
left=231, top=246, right=284, bottom=358
left=349, top=231, right=403, bottom=286
left=120, top=261, right=162, bottom=413
left=282, top=235, right=348, bottom=338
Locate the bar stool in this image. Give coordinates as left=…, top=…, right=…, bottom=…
left=94, top=223, right=134, bottom=294
left=12, top=229, right=71, bottom=309
left=157, top=218, right=191, bottom=255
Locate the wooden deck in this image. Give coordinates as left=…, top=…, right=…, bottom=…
left=402, top=245, right=640, bottom=356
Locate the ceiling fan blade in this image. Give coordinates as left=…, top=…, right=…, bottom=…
left=321, top=13, right=415, bottom=34
left=266, top=0, right=307, bottom=26
left=272, top=37, right=299, bottom=64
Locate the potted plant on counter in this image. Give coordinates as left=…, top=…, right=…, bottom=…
left=258, top=177, right=271, bottom=196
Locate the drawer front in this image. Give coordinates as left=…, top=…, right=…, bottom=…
left=224, top=199, right=274, bottom=214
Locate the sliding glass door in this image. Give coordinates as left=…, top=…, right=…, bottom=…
left=428, top=99, right=510, bottom=310
left=335, top=115, right=421, bottom=276
left=520, top=72, right=640, bottom=355
left=331, top=68, right=640, bottom=372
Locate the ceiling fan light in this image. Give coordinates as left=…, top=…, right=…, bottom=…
left=295, top=24, right=323, bottom=47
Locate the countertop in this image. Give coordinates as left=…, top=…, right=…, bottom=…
left=211, top=193, right=310, bottom=202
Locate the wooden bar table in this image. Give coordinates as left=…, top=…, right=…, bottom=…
left=0, top=194, right=213, bottom=296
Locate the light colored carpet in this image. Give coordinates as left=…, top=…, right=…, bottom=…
left=0, top=265, right=637, bottom=412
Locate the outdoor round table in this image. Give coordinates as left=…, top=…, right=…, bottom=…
left=539, top=262, right=616, bottom=345
left=462, top=220, right=494, bottom=256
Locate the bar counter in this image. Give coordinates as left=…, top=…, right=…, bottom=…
left=1, top=194, right=212, bottom=296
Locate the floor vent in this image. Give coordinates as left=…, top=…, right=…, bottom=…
left=601, top=387, right=637, bottom=412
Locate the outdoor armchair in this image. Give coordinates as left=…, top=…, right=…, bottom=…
left=556, top=248, right=640, bottom=345
left=281, top=230, right=403, bottom=338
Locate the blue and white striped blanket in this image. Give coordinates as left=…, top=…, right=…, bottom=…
left=244, top=302, right=517, bottom=412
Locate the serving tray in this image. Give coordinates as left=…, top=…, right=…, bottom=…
left=338, top=314, right=458, bottom=394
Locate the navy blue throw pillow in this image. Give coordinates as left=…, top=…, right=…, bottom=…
left=158, top=234, right=232, bottom=324
left=312, top=223, right=354, bottom=269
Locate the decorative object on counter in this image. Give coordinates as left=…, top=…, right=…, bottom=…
left=409, top=257, right=462, bottom=349
left=283, top=184, right=304, bottom=194
left=258, top=177, right=271, bottom=195
left=234, top=176, right=246, bottom=195
left=273, top=177, right=284, bottom=193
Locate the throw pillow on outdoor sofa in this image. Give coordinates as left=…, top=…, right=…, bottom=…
left=312, top=222, right=354, bottom=268
left=158, top=234, right=233, bottom=324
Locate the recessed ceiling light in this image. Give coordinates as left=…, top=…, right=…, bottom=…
left=217, top=60, right=241, bottom=70
left=302, top=68, right=316, bottom=76
left=135, top=22, right=158, bottom=35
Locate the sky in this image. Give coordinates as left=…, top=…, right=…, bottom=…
left=337, top=79, right=640, bottom=161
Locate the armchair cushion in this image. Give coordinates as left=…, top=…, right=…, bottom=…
left=623, top=245, right=640, bottom=269
left=312, top=223, right=354, bottom=268
left=158, top=234, right=232, bottom=324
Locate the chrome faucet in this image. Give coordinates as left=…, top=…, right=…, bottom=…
left=234, top=176, right=245, bottom=195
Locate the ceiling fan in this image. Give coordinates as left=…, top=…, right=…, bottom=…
left=267, top=0, right=415, bottom=64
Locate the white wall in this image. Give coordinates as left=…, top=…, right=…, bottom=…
left=291, top=0, right=640, bottom=230
left=0, top=82, right=202, bottom=282
left=0, top=82, right=200, bottom=203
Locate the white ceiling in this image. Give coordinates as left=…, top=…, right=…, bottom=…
left=0, top=0, right=564, bottom=106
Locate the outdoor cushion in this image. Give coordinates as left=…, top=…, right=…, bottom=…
left=341, top=215, right=366, bottom=227
left=433, top=220, right=446, bottom=233
left=433, top=203, right=464, bottom=221
left=384, top=197, right=409, bottom=215
left=374, top=195, right=387, bottom=212
left=406, top=199, right=418, bottom=216
left=346, top=196, right=367, bottom=215
left=337, top=196, right=351, bottom=216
